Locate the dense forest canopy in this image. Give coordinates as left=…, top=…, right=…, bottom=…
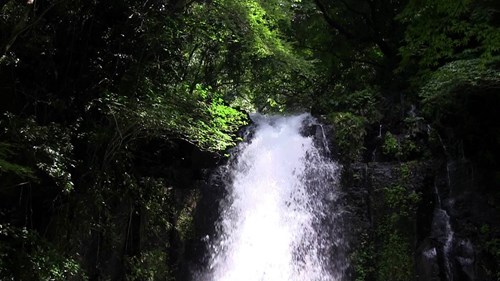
left=0, top=0, right=499, bottom=280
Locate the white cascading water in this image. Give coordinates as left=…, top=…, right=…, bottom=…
left=202, top=113, right=346, bottom=281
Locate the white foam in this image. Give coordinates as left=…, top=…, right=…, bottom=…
left=204, top=114, right=345, bottom=281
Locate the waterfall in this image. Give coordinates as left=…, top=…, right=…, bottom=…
left=200, top=113, right=346, bottom=281
left=431, top=208, right=455, bottom=281
left=419, top=161, right=477, bottom=281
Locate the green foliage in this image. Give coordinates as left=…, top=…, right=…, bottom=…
left=121, top=83, right=249, bottom=151
left=385, top=163, right=422, bottom=215
left=327, top=112, right=367, bottom=162
left=290, top=0, right=408, bottom=111
left=419, top=58, right=500, bottom=120
left=383, top=131, right=422, bottom=161
left=137, top=178, right=174, bottom=237
left=175, top=190, right=200, bottom=241
left=383, top=132, right=401, bottom=159
left=29, top=247, right=84, bottom=281
left=351, top=232, right=376, bottom=281
left=398, top=0, right=500, bottom=67
left=125, top=250, right=171, bottom=281
left=1, top=114, right=75, bottom=192
left=1, top=1, right=255, bottom=278
left=318, top=88, right=382, bottom=163
left=241, top=0, right=288, bottom=57
left=383, top=183, right=421, bottom=219
left=0, top=224, right=87, bottom=281
left=329, top=87, right=382, bottom=122
left=179, top=0, right=316, bottom=112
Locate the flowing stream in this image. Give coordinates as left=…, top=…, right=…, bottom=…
left=201, top=113, right=346, bottom=281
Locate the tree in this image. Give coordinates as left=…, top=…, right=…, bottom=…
left=398, top=0, right=500, bottom=68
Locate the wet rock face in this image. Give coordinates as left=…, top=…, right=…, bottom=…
left=431, top=209, right=453, bottom=246
left=416, top=240, right=441, bottom=281
left=455, top=239, right=475, bottom=281
left=341, top=157, right=499, bottom=281
left=344, top=161, right=430, bottom=224
left=431, top=160, right=499, bottom=281
left=339, top=161, right=431, bottom=280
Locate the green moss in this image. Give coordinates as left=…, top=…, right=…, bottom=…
left=373, top=164, right=421, bottom=281
left=376, top=231, right=413, bottom=281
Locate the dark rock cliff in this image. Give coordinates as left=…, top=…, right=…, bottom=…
left=330, top=89, right=500, bottom=281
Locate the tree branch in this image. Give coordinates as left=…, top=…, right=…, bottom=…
left=313, top=0, right=354, bottom=39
